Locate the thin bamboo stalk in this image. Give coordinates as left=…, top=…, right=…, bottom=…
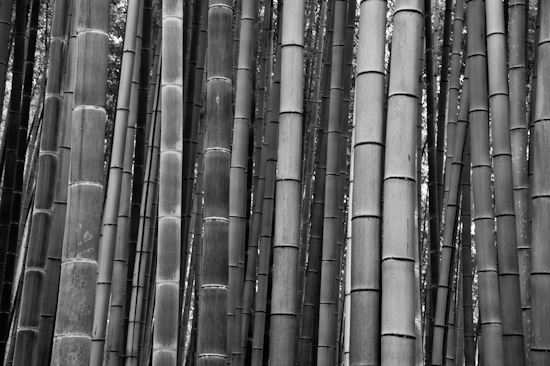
left=0, top=0, right=28, bottom=309
left=0, top=0, right=14, bottom=117
left=89, top=1, right=143, bottom=364
left=316, top=1, right=347, bottom=364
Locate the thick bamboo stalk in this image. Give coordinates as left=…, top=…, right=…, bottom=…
left=8, top=0, right=68, bottom=364
left=196, top=0, right=233, bottom=364
left=485, top=1, right=526, bottom=364
left=508, top=1, right=531, bottom=361
left=530, top=2, right=550, bottom=364
left=151, top=1, right=184, bottom=364
left=349, top=1, right=386, bottom=364
left=465, top=1, right=505, bottom=365
left=267, top=0, right=306, bottom=362
left=380, top=2, right=423, bottom=365
left=228, top=0, right=257, bottom=363
left=89, top=1, right=143, bottom=364
left=316, top=1, right=347, bottom=364
left=49, top=0, right=111, bottom=364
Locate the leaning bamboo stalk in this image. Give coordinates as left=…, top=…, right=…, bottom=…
left=6, top=0, right=41, bottom=313
left=8, top=0, right=68, bottom=364
left=196, top=0, right=233, bottom=364
left=89, top=1, right=143, bottom=364
left=508, top=0, right=531, bottom=361
left=530, top=2, right=550, bottom=364
left=240, top=1, right=273, bottom=358
left=461, top=139, right=475, bottom=366
left=49, top=0, right=111, bottom=364
left=380, top=2, right=423, bottom=364
left=442, top=0, right=465, bottom=207
left=251, top=24, right=282, bottom=365
left=431, top=72, right=470, bottom=366
left=124, top=21, right=160, bottom=355
left=349, top=1, right=386, bottom=364
left=151, top=0, right=184, bottom=364
left=316, top=2, right=347, bottom=364
left=0, top=0, right=28, bottom=306
left=297, top=1, right=327, bottom=328
left=179, top=0, right=204, bottom=333
left=485, top=1, right=525, bottom=364
left=124, top=67, right=161, bottom=366
left=465, top=1, right=505, bottom=364
left=0, top=0, right=14, bottom=116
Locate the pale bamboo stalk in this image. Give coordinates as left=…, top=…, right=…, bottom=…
left=508, top=1, right=531, bottom=362
left=49, top=0, right=111, bottom=364
left=349, top=1, right=386, bottom=365
left=150, top=1, right=184, bottom=365
left=530, top=2, right=550, bottom=364
left=196, top=0, right=233, bottom=364
left=465, top=1, right=505, bottom=365
left=485, top=1, right=525, bottom=364
left=8, top=0, right=68, bottom=363
left=89, top=1, right=143, bottom=363
left=381, top=2, right=423, bottom=365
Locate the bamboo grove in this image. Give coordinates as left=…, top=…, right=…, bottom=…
left=0, top=0, right=549, bottom=365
